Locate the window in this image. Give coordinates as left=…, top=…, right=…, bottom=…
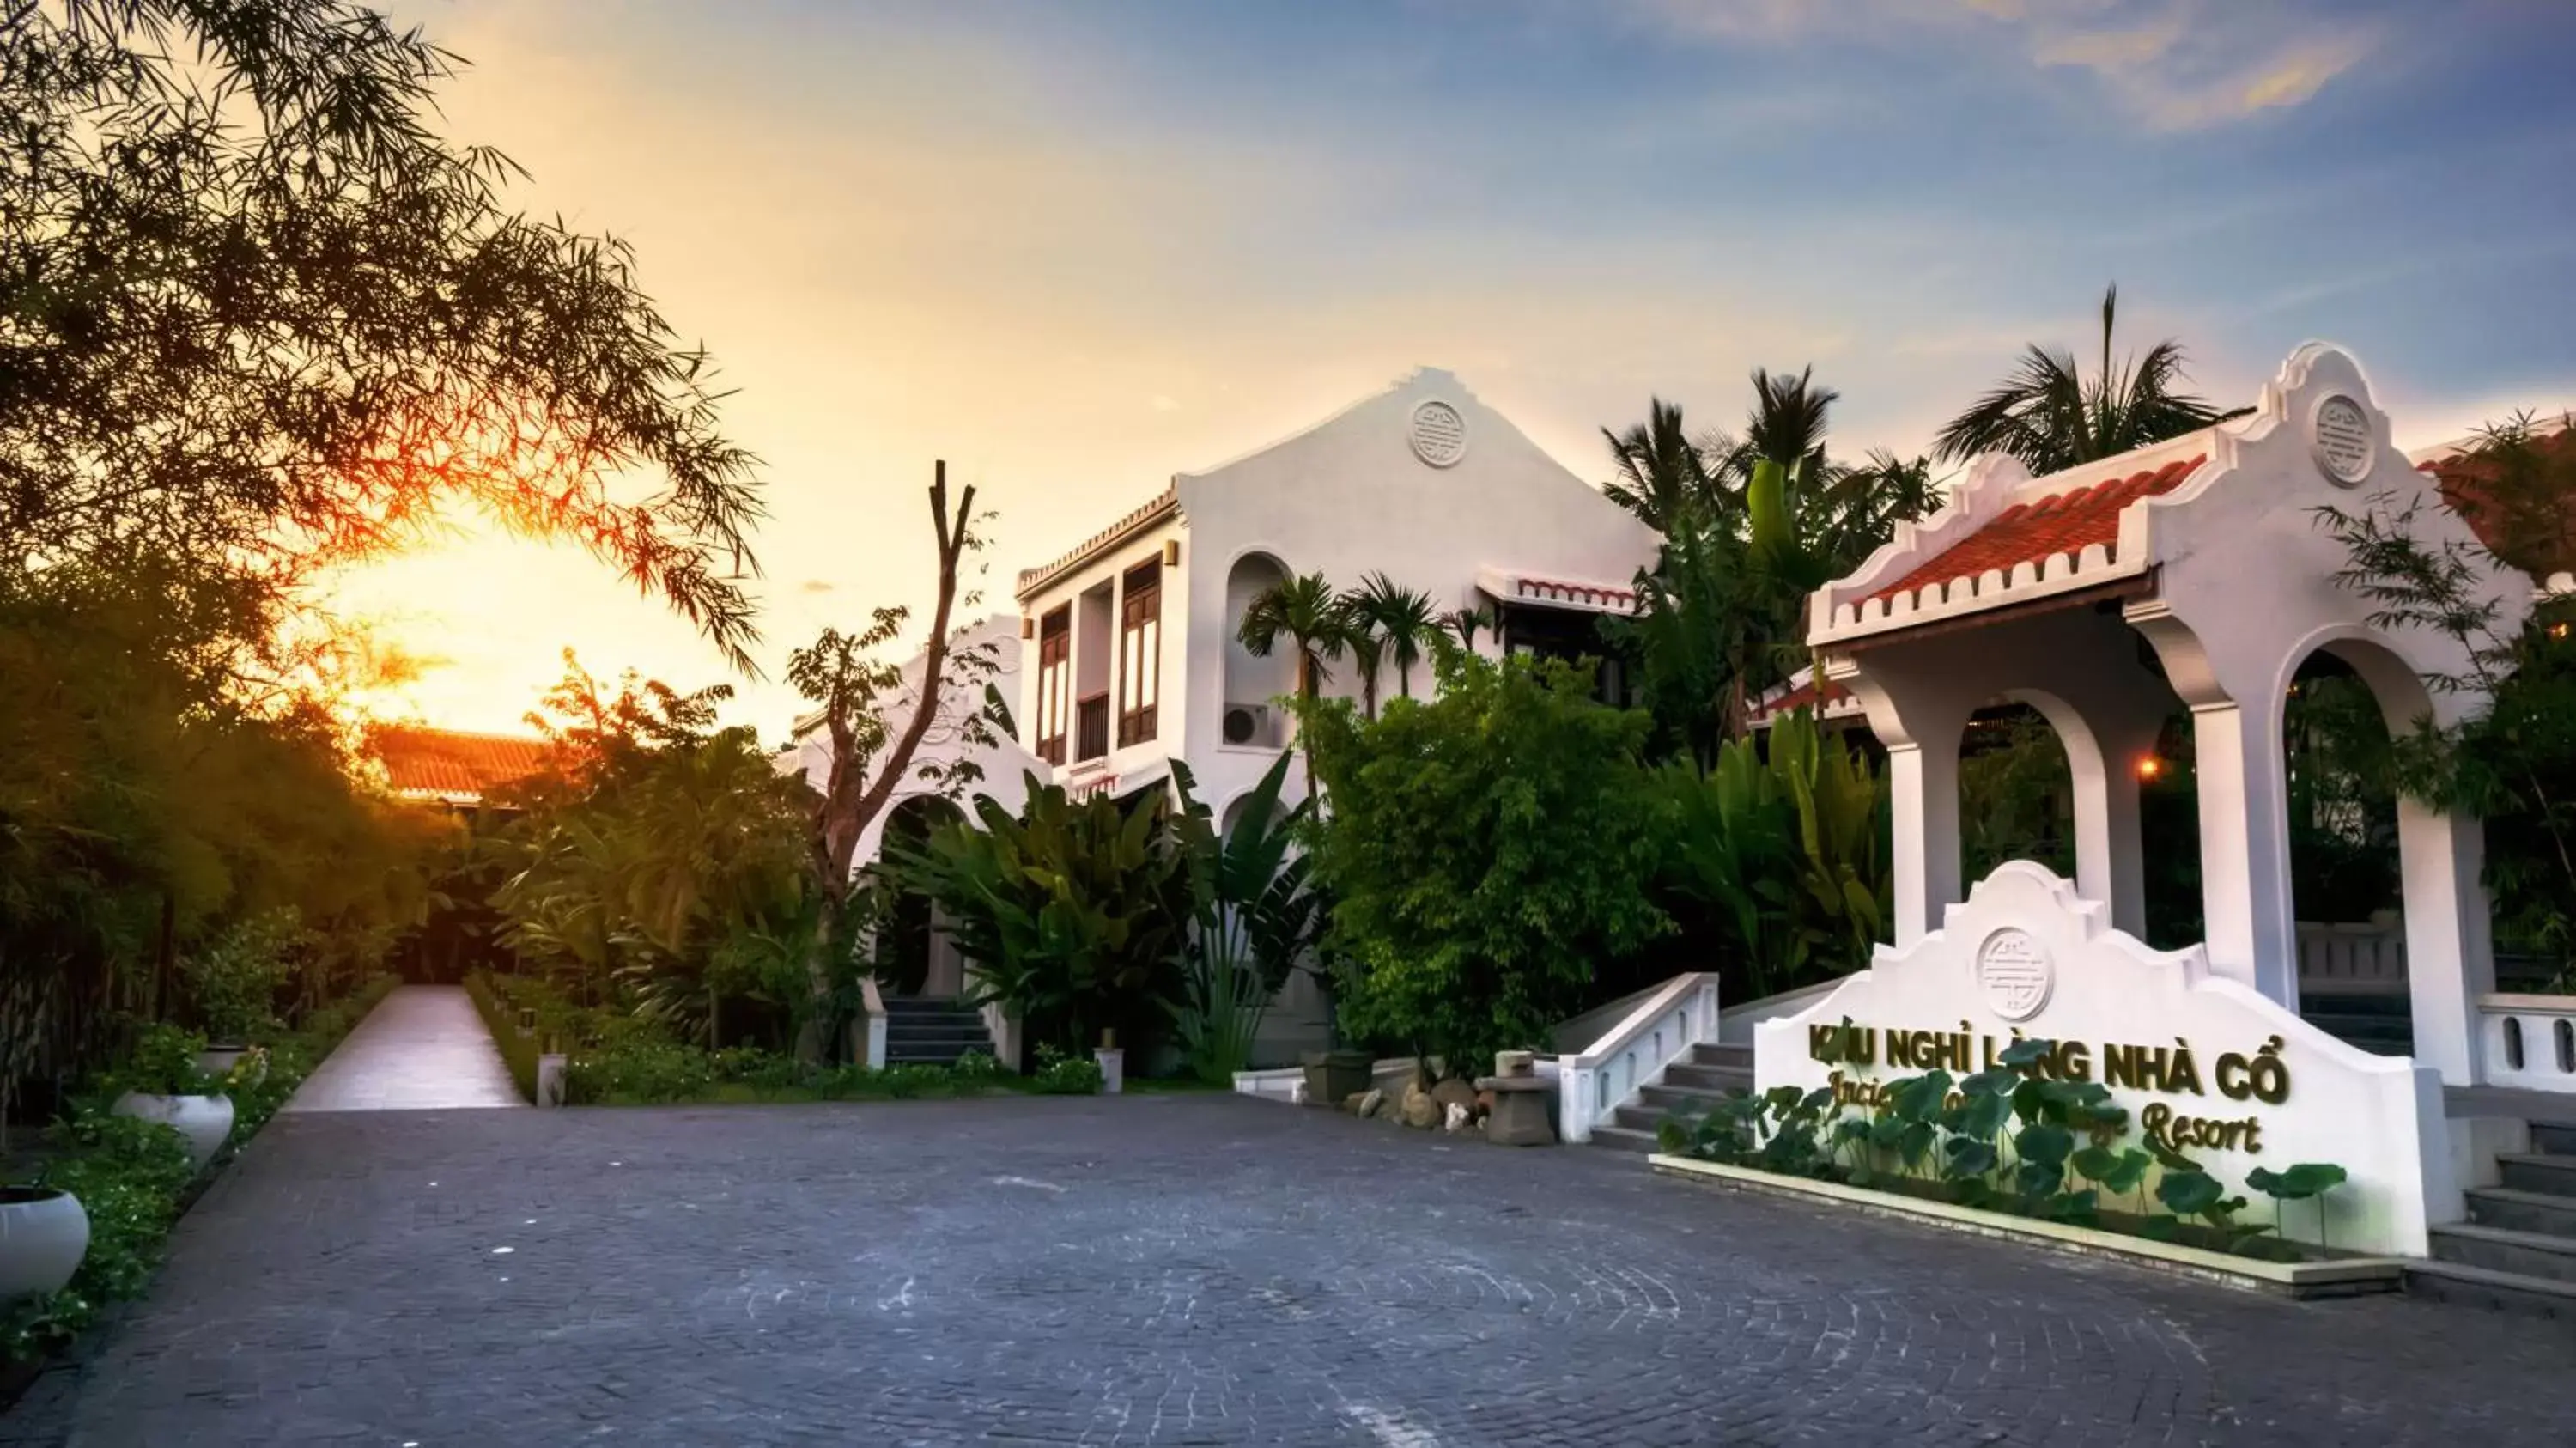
left=1035, top=606, right=1072, bottom=764
left=1117, top=558, right=1162, bottom=747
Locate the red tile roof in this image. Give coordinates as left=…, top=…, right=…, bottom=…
left=371, top=727, right=550, bottom=804
left=1865, top=456, right=2205, bottom=605
left=2418, top=424, right=2576, bottom=575
left=1748, top=674, right=1854, bottom=727
left=1510, top=575, right=1638, bottom=612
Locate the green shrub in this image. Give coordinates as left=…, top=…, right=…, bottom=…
left=464, top=971, right=541, bottom=1101
left=1298, top=652, right=1670, bottom=1068
left=565, top=1037, right=713, bottom=1104
left=114, top=1023, right=216, bottom=1097
left=1031, top=1045, right=1103, bottom=1096
left=183, top=909, right=302, bottom=1044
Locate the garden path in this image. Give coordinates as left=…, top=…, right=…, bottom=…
left=279, top=984, right=524, bottom=1112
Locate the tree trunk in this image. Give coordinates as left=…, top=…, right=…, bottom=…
left=799, top=461, right=978, bottom=1062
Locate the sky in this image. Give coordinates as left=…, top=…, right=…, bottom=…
left=337, top=0, right=2576, bottom=742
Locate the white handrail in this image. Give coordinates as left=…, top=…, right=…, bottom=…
left=1556, top=971, right=1721, bottom=1144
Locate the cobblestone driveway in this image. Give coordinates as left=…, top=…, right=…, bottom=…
left=10, top=1094, right=2575, bottom=1446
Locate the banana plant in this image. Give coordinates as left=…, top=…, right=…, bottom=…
left=887, top=774, right=1186, bottom=1056
left=1661, top=710, right=1892, bottom=999
left=1163, top=754, right=1327, bottom=1084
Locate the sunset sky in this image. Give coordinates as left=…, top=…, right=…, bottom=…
left=339, top=0, right=2576, bottom=741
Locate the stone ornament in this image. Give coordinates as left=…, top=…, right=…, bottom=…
left=1408, top=399, right=1467, bottom=468
left=1975, top=927, right=2054, bottom=1022
left=2311, top=392, right=2375, bottom=486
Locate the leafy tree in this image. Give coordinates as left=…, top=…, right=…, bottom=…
left=2317, top=415, right=2576, bottom=982
left=3, top=0, right=765, bottom=665
left=489, top=656, right=815, bottom=1042
left=1297, top=652, right=1670, bottom=1071
left=1933, top=285, right=2235, bottom=477
left=1603, top=374, right=1942, bottom=763
left=787, top=464, right=993, bottom=1061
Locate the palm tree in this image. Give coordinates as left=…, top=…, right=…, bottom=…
left=1237, top=570, right=1347, bottom=794
left=1933, top=284, right=2234, bottom=475
left=1738, top=365, right=1839, bottom=484
left=1346, top=573, right=1441, bottom=703
left=1445, top=604, right=1497, bottom=656
left=1601, top=399, right=1724, bottom=534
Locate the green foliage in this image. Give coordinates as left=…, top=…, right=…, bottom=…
left=1032, top=1046, right=1105, bottom=1096
left=183, top=909, right=305, bottom=1044
left=2316, top=418, right=2576, bottom=983
left=1932, top=284, right=2236, bottom=475
left=1601, top=376, right=1942, bottom=764
left=2, top=972, right=390, bottom=1364
left=1657, top=711, right=1892, bottom=999
left=1662, top=1040, right=2339, bottom=1260
left=114, top=1025, right=216, bottom=1098
left=1164, top=755, right=1327, bottom=1085
left=1298, top=651, right=1669, bottom=1069
left=891, top=776, right=1187, bottom=1057
left=489, top=655, right=829, bottom=1048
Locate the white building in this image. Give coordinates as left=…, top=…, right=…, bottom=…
left=1011, top=367, right=1661, bottom=1057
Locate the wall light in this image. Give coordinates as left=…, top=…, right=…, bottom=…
left=2136, top=756, right=2164, bottom=782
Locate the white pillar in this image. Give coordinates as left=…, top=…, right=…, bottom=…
left=2399, top=796, right=2494, bottom=1086
left=2189, top=703, right=2300, bottom=1007
left=1886, top=737, right=1962, bottom=947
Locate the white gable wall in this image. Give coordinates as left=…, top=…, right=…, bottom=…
left=1174, top=367, right=1658, bottom=819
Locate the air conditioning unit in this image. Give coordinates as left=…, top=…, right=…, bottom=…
left=1222, top=703, right=1270, bottom=747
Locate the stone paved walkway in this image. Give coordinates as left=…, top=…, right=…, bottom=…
left=9, top=1095, right=2576, bottom=1445
left=282, top=984, right=524, bottom=1112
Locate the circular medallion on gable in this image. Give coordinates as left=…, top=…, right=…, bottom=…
left=2311, top=393, right=2376, bottom=487
left=1974, top=927, right=2054, bottom=1023
left=1409, top=399, right=1467, bottom=468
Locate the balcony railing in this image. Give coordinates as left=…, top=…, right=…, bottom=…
left=1076, top=692, right=1110, bottom=763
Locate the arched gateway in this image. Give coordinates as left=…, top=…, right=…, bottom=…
left=1753, top=345, right=2540, bottom=1256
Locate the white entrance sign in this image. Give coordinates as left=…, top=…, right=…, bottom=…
left=1754, top=862, right=2458, bottom=1256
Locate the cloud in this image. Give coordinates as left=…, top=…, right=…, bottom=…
left=797, top=579, right=835, bottom=594
left=1608, top=0, right=2377, bottom=129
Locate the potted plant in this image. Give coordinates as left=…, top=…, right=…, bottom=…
left=111, top=1025, right=235, bottom=1171
left=0, top=1185, right=89, bottom=1302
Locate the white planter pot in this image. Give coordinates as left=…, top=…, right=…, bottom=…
left=1093, top=1047, right=1125, bottom=1096
left=113, top=1091, right=235, bottom=1171
left=198, top=1046, right=263, bottom=1084
left=0, top=1188, right=90, bottom=1301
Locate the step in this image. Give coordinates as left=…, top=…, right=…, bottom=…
left=1638, top=1082, right=1738, bottom=1115
left=1607, top=1098, right=1669, bottom=1134
left=1662, top=1062, right=1754, bottom=1092
left=1690, top=1043, right=1752, bottom=1071
left=2430, top=1222, right=2576, bottom=1283
left=2499, top=1153, right=2576, bottom=1197
left=2535, top=1122, right=2576, bottom=1157
left=884, top=1023, right=989, bottom=1041
left=2402, top=1259, right=2576, bottom=1322
left=1585, top=1123, right=1661, bottom=1154
left=2467, top=1187, right=2576, bottom=1237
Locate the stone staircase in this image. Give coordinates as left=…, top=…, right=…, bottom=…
left=2408, top=1121, right=2576, bottom=1319
left=882, top=998, right=993, bottom=1068
left=1586, top=1042, right=1753, bottom=1153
